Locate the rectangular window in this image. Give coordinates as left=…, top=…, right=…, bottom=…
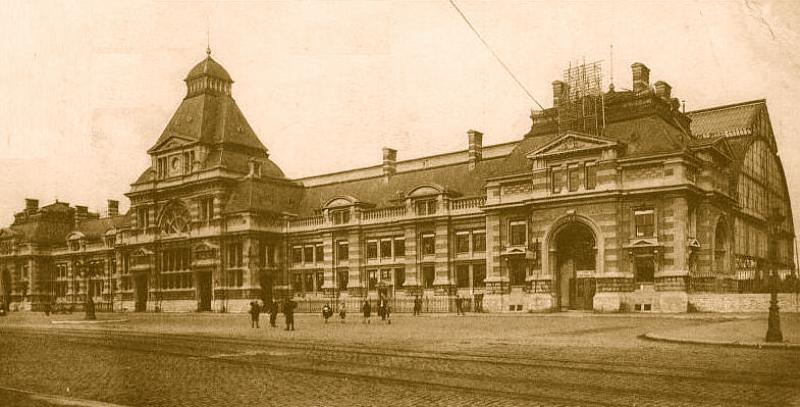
left=368, top=269, right=378, bottom=290
left=416, top=200, right=437, bottom=216
left=421, top=234, right=435, bottom=256
left=183, top=151, right=192, bottom=174
left=380, top=239, right=392, bottom=259
left=137, top=207, right=149, bottom=229
left=422, top=265, right=435, bottom=289
left=585, top=163, right=597, bottom=190
left=337, top=241, right=349, bottom=261
left=292, top=247, right=303, bottom=263
left=394, top=267, right=405, bottom=288
left=199, top=197, right=214, bottom=221
left=380, top=268, right=391, bottom=281
left=568, top=165, right=580, bottom=191
left=634, top=209, right=655, bottom=238
left=551, top=166, right=563, bottom=193
left=393, top=238, right=405, bottom=257
left=316, top=271, right=324, bottom=291
left=456, top=232, right=470, bottom=254
left=366, top=240, right=378, bottom=259
left=303, top=246, right=314, bottom=263
left=227, top=242, right=242, bottom=268
left=472, top=263, right=486, bottom=287
left=331, top=209, right=350, bottom=225
left=635, top=256, right=655, bottom=283
left=472, top=231, right=486, bottom=252
left=337, top=268, right=348, bottom=290
left=456, top=264, right=470, bottom=288
left=315, top=244, right=324, bottom=263
left=305, top=272, right=314, bottom=292
left=509, top=220, right=527, bottom=246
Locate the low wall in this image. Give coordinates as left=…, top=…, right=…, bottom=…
left=688, top=293, right=800, bottom=313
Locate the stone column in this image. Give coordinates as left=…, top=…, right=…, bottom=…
left=483, top=213, right=507, bottom=311
left=432, top=220, right=453, bottom=295
left=321, top=232, right=336, bottom=297
left=347, top=229, right=365, bottom=297
left=403, top=225, right=420, bottom=295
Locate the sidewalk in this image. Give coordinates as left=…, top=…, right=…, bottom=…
left=643, top=313, right=800, bottom=349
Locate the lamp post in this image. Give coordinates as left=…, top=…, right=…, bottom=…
left=765, top=208, right=783, bottom=343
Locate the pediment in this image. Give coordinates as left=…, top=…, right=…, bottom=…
left=526, top=132, right=619, bottom=159
left=324, top=196, right=360, bottom=208
left=624, top=238, right=661, bottom=249
left=193, top=241, right=219, bottom=253
left=687, top=238, right=701, bottom=249
left=148, top=135, right=195, bottom=153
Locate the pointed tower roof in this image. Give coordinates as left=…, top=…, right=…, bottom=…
left=148, top=52, right=268, bottom=155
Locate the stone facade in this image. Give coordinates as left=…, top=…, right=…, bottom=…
left=0, top=56, right=796, bottom=314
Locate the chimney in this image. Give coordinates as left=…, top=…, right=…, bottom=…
left=654, top=81, right=672, bottom=100
left=631, top=63, right=650, bottom=93
left=382, top=147, right=397, bottom=181
left=552, top=80, right=568, bottom=106
left=75, top=205, right=89, bottom=227
left=108, top=200, right=119, bottom=217
left=24, top=198, right=39, bottom=214
left=467, top=130, right=483, bottom=170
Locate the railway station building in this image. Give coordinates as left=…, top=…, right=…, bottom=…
left=0, top=54, right=797, bottom=314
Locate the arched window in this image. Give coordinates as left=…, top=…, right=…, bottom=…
left=159, top=202, right=191, bottom=235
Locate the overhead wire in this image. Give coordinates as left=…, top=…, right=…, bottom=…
left=447, top=0, right=545, bottom=111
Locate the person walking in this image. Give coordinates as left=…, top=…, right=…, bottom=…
left=413, top=296, right=422, bottom=316
left=338, top=301, right=347, bottom=323
left=249, top=301, right=261, bottom=328
left=283, top=298, right=296, bottom=331
left=322, top=303, right=333, bottom=323
left=378, top=298, right=387, bottom=321
left=269, top=300, right=279, bottom=328
left=361, top=299, right=371, bottom=324
left=455, top=295, right=463, bottom=316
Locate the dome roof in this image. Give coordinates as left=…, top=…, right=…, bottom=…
left=185, top=55, right=232, bottom=82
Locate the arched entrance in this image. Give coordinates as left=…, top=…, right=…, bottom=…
left=552, top=222, right=596, bottom=310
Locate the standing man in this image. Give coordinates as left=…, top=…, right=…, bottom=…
left=361, top=299, right=371, bottom=324
left=269, top=299, right=279, bottom=328
left=249, top=301, right=261, bottom=328
left=455, top=294, right=463, bottom=316
left=413, top=296, right=422, bottom=316
left=283, top=297, right=295, bottom=331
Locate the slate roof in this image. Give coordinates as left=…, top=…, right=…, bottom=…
left=185, top=55, right=233, bottom=82
left=77, top=215, right=129, bottom=241
left=604, top=115, right=688, bottom=157
left=149, top=93, right=267, bottom=154
left=686, top=100, right=765, bottom=139
left=292, top=156, right=508, bottom=217
left=223, top=178, right=303, bottom=215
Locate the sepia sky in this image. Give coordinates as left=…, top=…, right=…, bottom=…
left=1, top=0, right=800, bottom=232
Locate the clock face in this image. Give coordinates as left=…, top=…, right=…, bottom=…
left=171, top=157, right=180, bottom=171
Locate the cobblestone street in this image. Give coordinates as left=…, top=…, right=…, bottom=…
left=0, top=313, right=798, bottom=406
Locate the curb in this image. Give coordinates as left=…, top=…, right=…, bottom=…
left=640, top=332, right=800, bottom=350
left=51, top=319, right=129, bottom=325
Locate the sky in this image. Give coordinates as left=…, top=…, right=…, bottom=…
left=1, top=0, right=800, bottom=231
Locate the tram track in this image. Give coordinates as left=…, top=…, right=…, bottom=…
left=2, top=326, right=796, bottom=407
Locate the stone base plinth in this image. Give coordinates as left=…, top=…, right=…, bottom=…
left=593, top=292, right=623, bottom=312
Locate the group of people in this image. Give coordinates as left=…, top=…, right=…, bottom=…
left=359, top=298, right=391, bottom=324
left=248, top=298, right=296, bottom=330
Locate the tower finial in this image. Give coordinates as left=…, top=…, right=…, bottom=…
left=206, top=19, right=211, bottom=57
left=609, top=44, right=615, bottom=91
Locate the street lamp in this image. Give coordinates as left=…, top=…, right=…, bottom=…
left=765, top=208, right=783, bottom=343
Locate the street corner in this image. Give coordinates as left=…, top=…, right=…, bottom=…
left=641, top=314, right=800, bottom=350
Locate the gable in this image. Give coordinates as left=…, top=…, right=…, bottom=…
left=148, top=135, right=195, bottom=154
left=526, top=132, right=619, bottom=160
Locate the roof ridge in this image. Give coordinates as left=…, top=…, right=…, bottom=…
left=686, top=99, right=765, bottom=115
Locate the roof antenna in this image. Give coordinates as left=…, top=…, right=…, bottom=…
left=609, top=44, right=615, bottom=91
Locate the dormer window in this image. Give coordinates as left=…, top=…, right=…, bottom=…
left=416, top=200, right=437, bottom=216
left=330, top=209, right=350, bottom=225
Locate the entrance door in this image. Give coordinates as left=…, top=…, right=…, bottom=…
left=260, top=271, right=273, bottom=305
left=571, top=278, right=595, bottom=310
left=553, top=222, right=596, bottom=311
left=134, top=274, right=148, bottom=312
left=197, top=272, right=212, bottom=311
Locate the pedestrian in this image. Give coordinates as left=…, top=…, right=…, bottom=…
left=338, top=301, right=347, bottom=323
left=361, top=299, right=371, bottom=324
left=322, top=303, right=333, bottom=323
left=384, top=303, right=391, bottom=325
left=269, top=300, right=279, bottom=328
left=378, top=298, right=387, bottom=321
left=455, top=294, right=463, bottom=316
left=249, top=301, right=261, bottom=328
left=283, top=298, right=295, bottom=331
left=413, top=296, right=422, bottom=316
left=43, top=300, right=51, bottom=317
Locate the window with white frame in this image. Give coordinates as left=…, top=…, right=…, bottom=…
left=367, top=240, right=378, bottom=259
left=416, top=200, right=437, bottom=216
left=456, top=231, right=470, bottom=254
left=634, top=209, right=655, bottom=238
left=420, top=234, right=435, bottom=256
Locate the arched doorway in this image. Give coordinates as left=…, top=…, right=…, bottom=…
left=552, top=222, right=596, bottom=310
left=714, top=219, right=729, bottom=275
